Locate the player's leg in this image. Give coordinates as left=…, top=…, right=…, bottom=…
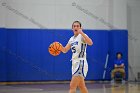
left=69, top=76, right=80, bottom=93
left=119, top=68, right=126, bottom=79
left=78, top=76, right=88, bottom=93
left=111, top=69, right=116, bottom=79
left=111, top=69, right=119, bottom=83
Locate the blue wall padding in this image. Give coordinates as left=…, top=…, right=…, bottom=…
left=0, top=28, right=7, bottom=81
left=106, top=30, right=128, bottom=80
left=0, top=28, right=128, bottom=81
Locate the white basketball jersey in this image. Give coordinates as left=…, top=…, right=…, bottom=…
left=68, top=34, right=87, bottom=61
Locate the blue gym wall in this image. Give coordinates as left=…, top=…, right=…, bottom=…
left=0, top=28, right=128, bottom=81
left=0, top=28, right=7, bottom=81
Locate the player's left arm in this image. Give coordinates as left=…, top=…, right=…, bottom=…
left=61, top=43, right=71, bottom=53
left=78, top=28, right=93, bottom=46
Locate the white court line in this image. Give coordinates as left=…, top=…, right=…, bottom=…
left=103, top=53, right=109, bottom=79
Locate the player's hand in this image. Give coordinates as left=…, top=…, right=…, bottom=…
left=78, top=28, right=83, bottom=34
left=59, top=43, right=63, bottom=51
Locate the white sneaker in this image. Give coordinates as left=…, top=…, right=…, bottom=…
left=111, top=79, right=115, bottom=84
left=122, top=79, right=125, bottom=84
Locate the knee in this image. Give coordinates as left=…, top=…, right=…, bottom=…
left=70, top=83, right=77, bottom=90
left=112, top=70, right=116, bottom=74
left=69, top=84, right=77, bottom=93
left=78, top=84, right=86, bottom=89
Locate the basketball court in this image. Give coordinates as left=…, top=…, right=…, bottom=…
left=0, top=82, right=140, bottom=93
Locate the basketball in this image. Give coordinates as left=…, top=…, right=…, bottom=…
left=48, top=42, right=62, bottom=56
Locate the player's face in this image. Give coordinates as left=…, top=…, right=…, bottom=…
left=117, top=54, right=122, bottom=59
left=72, top=22, right=81, bottom=35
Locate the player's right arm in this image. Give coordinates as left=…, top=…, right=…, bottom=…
left=61, top=43, right=71, bottom=53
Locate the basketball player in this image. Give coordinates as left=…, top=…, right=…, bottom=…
left=61, top=21, right=93, bottom=93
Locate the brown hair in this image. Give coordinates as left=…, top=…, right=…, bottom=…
left=72, top=21, right=82, bottom=28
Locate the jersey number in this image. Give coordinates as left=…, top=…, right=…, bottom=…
left=72, top=47, right=76, bottom=53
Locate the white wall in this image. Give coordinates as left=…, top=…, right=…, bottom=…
left=0, top=0, right=126, bottom=29
left=127, top=0, right=140, bottom=81
left=112, top=0, right=127, bottom=29
left=0, top=0, right=6, bottom=27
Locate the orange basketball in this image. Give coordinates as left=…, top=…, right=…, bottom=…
left=48, top=42, right=62, bottom=56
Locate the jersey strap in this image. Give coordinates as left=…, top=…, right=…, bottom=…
left=78, top=43, right=87, bottom=58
